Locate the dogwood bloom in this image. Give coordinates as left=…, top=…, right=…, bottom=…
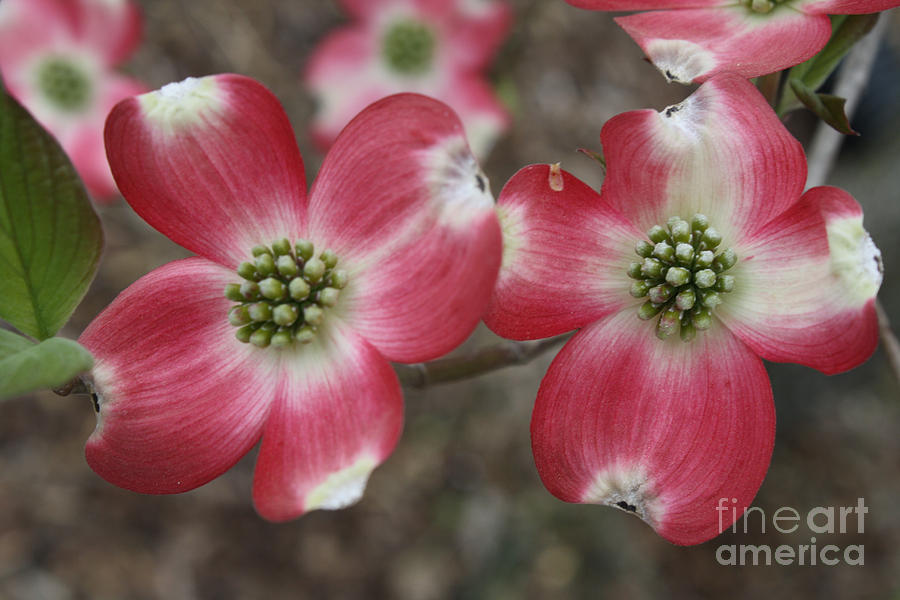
left=0, top=0, right=146, bottom=199
left=484, top=74, right=882, bottom=545
left=305, top=0, right=512, bottom=158
left=80, top=74, right=501, bottom=520
left=564, top=0, right=900, bottom=83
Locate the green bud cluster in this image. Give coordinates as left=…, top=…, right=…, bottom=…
left=627, top=214, right=737, bottom=342
left=382, top=20, right=435, bottom=75
left=37, top=57, right=92, bottom=112
left=225, top=239, right=348, bottom=349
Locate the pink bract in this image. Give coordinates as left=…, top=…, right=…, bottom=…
left=564, top=0, right=900, bottom=82
left=305, top=0, right=512, bottom=158
left=0, top=0, right=147, bottom=200
left=81, top=74, right=502, bottom=521
left=484, top=74, right=882, bottom=545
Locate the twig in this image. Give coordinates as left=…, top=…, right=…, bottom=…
left=395, top=334, right=570, bottom=389
left=802, top=16, right=900, bottom=387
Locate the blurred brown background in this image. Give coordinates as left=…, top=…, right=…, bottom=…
left=2, top=1, right=899, bottom=598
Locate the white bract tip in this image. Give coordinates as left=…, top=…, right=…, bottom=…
left=827, top=217, right=883, bottom=304
left=304, top=456, right=378, bottom=512
left=140, top=76, right=224, bottom=134
left=583, top=463, right=665, bottom=528
left=646, top=38, right=715, bottom=85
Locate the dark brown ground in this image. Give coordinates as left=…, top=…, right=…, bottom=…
left=2, top=1, right=899, bottom=598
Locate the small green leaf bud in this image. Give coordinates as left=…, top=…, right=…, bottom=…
left=303, top=257, right=326, bottom=283
left=289, top=277, right=311, bottom=301
left=670, top=219, right=691, bottom=244
left=691, top=214, right=709, bottom=232
left=303, top=305, right=325, bottom=327
left=652, top=242, right=675, bottom=263
left=665, top=266, right=691, bottom=287
left=259, top=277, right=286, bottom=301
left=251, top=245, right=271, bottom=257
left=295, top=239, right=314, bottom=261
left=627, top=262, right=643, bottom=279
left=715, top=274, right=735, bottom=293
left=318, top=287, right=341, bottom=307
left=630, top=280, right=651, bottom=298
left=240, top=281, right=260, bottom=301
left=330, top=269, right=349, bottom=289
left=255, top=253, right=276, bottom=277
left=224, top=283, right=244, bottom=301
left=679, top=319, right=697, bottom=342
left=693, top=307, right=713, bottom=330
left=270, top=330, right=293, bottom=348
left=713, top=248, right=737, bottom=272
left=248, top=302, right=272, bottom=322
left=273, top=303, right=299, bottom=327
left=320, top=249, right=339, bottom=269
left=675, top=243, right=694, bottom=266
left=675, top=288, right=696, bottom=311
left=276, top=254, right=299, bottom=278
left=638, top=301, right=663, bottom=320
left=695, top=250, right=714, bottom=269
left=701, top=227, right=722, bottom=249
left=250, top=327, right=273, bottom=348
left=235, top=324, right=255, bottom=343
left=635, top=240, right=654, bottom=258
left=647, top=225, right=668, bottom=243
left=237, top=262, right=258, bottom=281
left=648, top=284, right=674, bottom=304
left=295, top=325, right=316, bottom=344
left=656, top=307, right=681, bottom=339
left=666, top=216, right=682, bottom=229
left=694, top=269, right=717, bottom=288
left=271, top=238, right=292, bottom=256
left=228, top=305, right=251, bottom=326
left=699, top=289, right=722, bottom=308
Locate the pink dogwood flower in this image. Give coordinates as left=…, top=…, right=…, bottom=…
left=484, top=74, right=882, bottom=545
left=79, top=74, right=502, bottom=520
left=564, top=0, right=900, bottom=83
left=0, top=0, right=146, bottom=199
left=305, top=0, right=512, bottom=158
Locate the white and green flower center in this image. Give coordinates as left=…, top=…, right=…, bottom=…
left=36, top=57, right=92, bottom=112
left=744, top=0, right=789, bottom=14
left=627, top=214, right=737, bottom=342
left=225, top=239, right=347, bottom=349
left=382, top=20, right=436, bottom=75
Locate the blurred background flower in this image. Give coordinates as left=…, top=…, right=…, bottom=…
left=0, top=0, right=146, bottom=200
left=304, top=0, right=512, bottom=158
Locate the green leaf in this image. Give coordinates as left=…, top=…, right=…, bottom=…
left=778, top=14, right=880, bottom=115
left=0, top=329, right=93, bottom=400
left=789, top=79, right=858, bottom=136
left=0, top=84, right=103, bottom=340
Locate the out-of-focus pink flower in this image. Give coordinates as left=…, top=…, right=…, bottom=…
left=564, top=0, right=900, bottom=83
left=484, top=74, right=882, bottom=545
left=80, top=74, right=502, bottom=520
left=305, top=0, right=512, bottom=158
left=0, top=0, right=146, bottom=200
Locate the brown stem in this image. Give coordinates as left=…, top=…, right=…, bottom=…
left=395, top=334, right=571, bottom=389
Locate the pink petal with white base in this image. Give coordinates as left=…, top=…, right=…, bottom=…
left=531, top=309, right=774, bottom=546
left=565, top=0, right=727, bottom=9
left=104, top=74, right=308, bottom=267
left=72, top=0, right=143, bottom=65
left=718, top=186, right=881, bottom=375
left=616, top=6, right=831, bottom=82
left=484, top=164, right=640, bottom=341
left=796, top=0, right=900, bottom=14
left=309, top=94, right=502, bottom=362
left=600, top=74, right=806, bottom=244
left=80, top=258, right=275, bottom=494
left=252, top=323, right=403, bottom=522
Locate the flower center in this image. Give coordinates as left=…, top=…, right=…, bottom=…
left=626, top=214, right=737, bottom=342
left=36, top=57, right=92, bottom=112
left=382, top=20, right=436, bottom=75
left=224, top=239, right=347, bottom=349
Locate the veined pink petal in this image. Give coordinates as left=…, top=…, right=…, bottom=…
left=252, top=322, right=403, bottom=521
left=616, top=6, right=831, bottom=82
left=599, top=74, right=806, bottom=245
left=310, top=94, right=502, bottom=362
left=105, top=74, right=308, bottom=268
left=531, top=310, right=774, bottom=546
left=484, top=164, right=640, bottom=341
left=80, top=258, right=275, bottom=494
left=565, top=0, right=728, bottom=9
left=718, top=187, right=881, bottom=375
left=796, top=0, right=900, bottom=14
